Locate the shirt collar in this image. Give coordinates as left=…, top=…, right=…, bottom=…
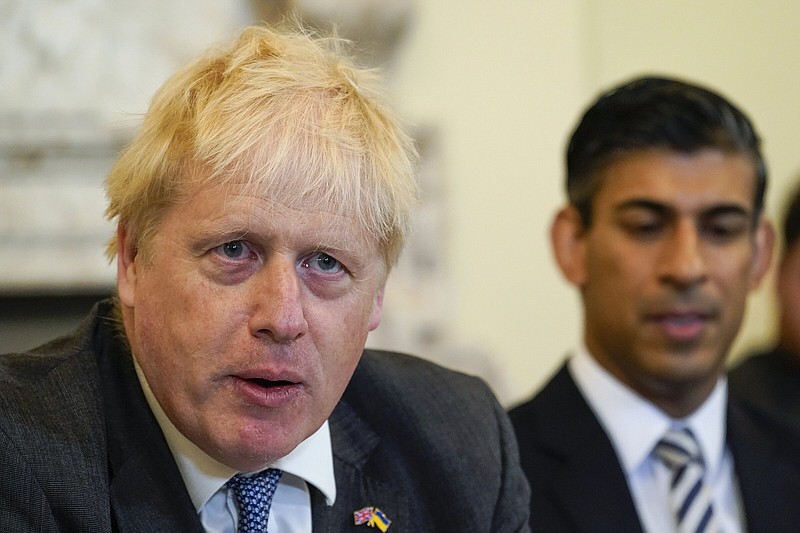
left=133, top=359, right=337, bottom=511
left=569, top=347, right=727, bottom=476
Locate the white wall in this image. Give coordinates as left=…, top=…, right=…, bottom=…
left=390, top=2, right=585, bottom=405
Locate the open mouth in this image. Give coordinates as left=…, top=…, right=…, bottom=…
left=247, top=378, right=294, bottom=389
left=234, top=375, right=301, bottom=406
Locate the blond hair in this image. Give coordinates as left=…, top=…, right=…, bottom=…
left=105, top=24, right=418, bottom=267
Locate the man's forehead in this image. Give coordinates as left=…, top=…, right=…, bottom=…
left=196, top=190, right=378, bottom=250
left=596, top=149, right=758, bottom=207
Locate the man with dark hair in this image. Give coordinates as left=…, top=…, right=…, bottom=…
left=729, top=179, right=800, bottom=418
left=510, top=75, right=800, bottom=532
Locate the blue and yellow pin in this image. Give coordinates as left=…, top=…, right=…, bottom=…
left=353, top=506, right=392, bottom=531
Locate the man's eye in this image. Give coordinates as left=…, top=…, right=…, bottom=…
left=215, top=240, right=251, bottom=260
left=622, top=220, right=663, bottom=238
left=304, top=252, right=343, bottom=273
left=705, top=221, right=747, bottom=241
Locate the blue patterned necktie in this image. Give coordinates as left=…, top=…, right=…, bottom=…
left=228, top=468, right=283, bottom=532
left=653, top=427, right=720, bottom=533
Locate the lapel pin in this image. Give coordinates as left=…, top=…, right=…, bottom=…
left=353, top=506, right=392, bottom=531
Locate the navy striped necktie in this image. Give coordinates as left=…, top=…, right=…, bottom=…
left=653, top=427, right=719, bottom=533
left=228, top=468, right=283, bottom=532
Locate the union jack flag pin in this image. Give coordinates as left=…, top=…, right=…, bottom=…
left=353, top=506, right=392, bottom=531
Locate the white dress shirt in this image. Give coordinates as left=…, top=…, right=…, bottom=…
left=569, top=348, right=745, bottom=533
left=134, top=362, right=336, bottom=533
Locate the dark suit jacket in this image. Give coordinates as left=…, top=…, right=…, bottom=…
left=508, top=363, right=800, bottom=533
left=0, top=301, right=530, bottom=532
left=729, top=346, right=800, bottom=420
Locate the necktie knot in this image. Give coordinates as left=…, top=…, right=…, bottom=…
left=653, top=426, right=704, bottom=470
left=228, top=468, right=283, bottom=532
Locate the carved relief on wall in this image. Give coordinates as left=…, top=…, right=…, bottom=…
left=0, top=0, right=243, bottom=293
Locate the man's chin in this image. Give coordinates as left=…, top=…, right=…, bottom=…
left=214, top=421, right=313, bottom=472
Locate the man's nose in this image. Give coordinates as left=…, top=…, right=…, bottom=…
left=658, top=221, right=708, bottom=288
left=248, top=258, right=309, bottom=343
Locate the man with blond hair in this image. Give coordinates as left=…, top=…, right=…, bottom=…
left=0, top=25, right=530, bottom=532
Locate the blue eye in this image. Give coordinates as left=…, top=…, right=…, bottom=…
left=305, top=252, right=342, bottom=273
left=217, top=240, right=249, bottom=259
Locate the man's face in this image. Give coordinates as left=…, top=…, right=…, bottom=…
left=117, top=185, right=386, bottom=471
left=552, top=149, right=773, bottom=416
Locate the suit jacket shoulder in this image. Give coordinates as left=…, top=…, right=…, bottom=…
left=727, top=395, right=800, bottom=533
left=508, top=363, right=644, bottom=533
left=0, top=313, right=111, bottom=531
left=729, top=347, right=800, bottom=418
left=0, top=303, right=202, bottom=533
left=317, top=350, right=531, bottom=533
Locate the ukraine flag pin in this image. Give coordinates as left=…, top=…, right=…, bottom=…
left=353, top=506, right=392, bottom=531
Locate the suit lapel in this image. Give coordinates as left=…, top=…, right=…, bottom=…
left=95, top=322, right=204, bottom=533
left=548, top=442, right=644, bottom=533
left=540, top=366, right=644, bottom=533
left=311, top=398, right=409, bottom=533
left=108, top=449, right=204, bottom=533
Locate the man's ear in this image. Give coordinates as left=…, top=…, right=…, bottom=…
left=551, top=205, right=588, bottom=287
left=368, top=285, right=385, bottom=331
left=116, top=224, right=138, bottom=308
left=749, top=217, right=775, bottom=290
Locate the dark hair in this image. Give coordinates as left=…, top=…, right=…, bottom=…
left=783, top=180, right=800, bottom=249
left=566, top=75, right=767, bottom=226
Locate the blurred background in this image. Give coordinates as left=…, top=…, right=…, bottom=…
left=1, top=0, right=798, bottom=407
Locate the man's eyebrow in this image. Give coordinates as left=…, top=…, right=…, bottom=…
left=702, top=204, right=752, bottom=218
left=613, top=199, right=752, bottom=218
left=613, top=198, right=670, bottom=214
